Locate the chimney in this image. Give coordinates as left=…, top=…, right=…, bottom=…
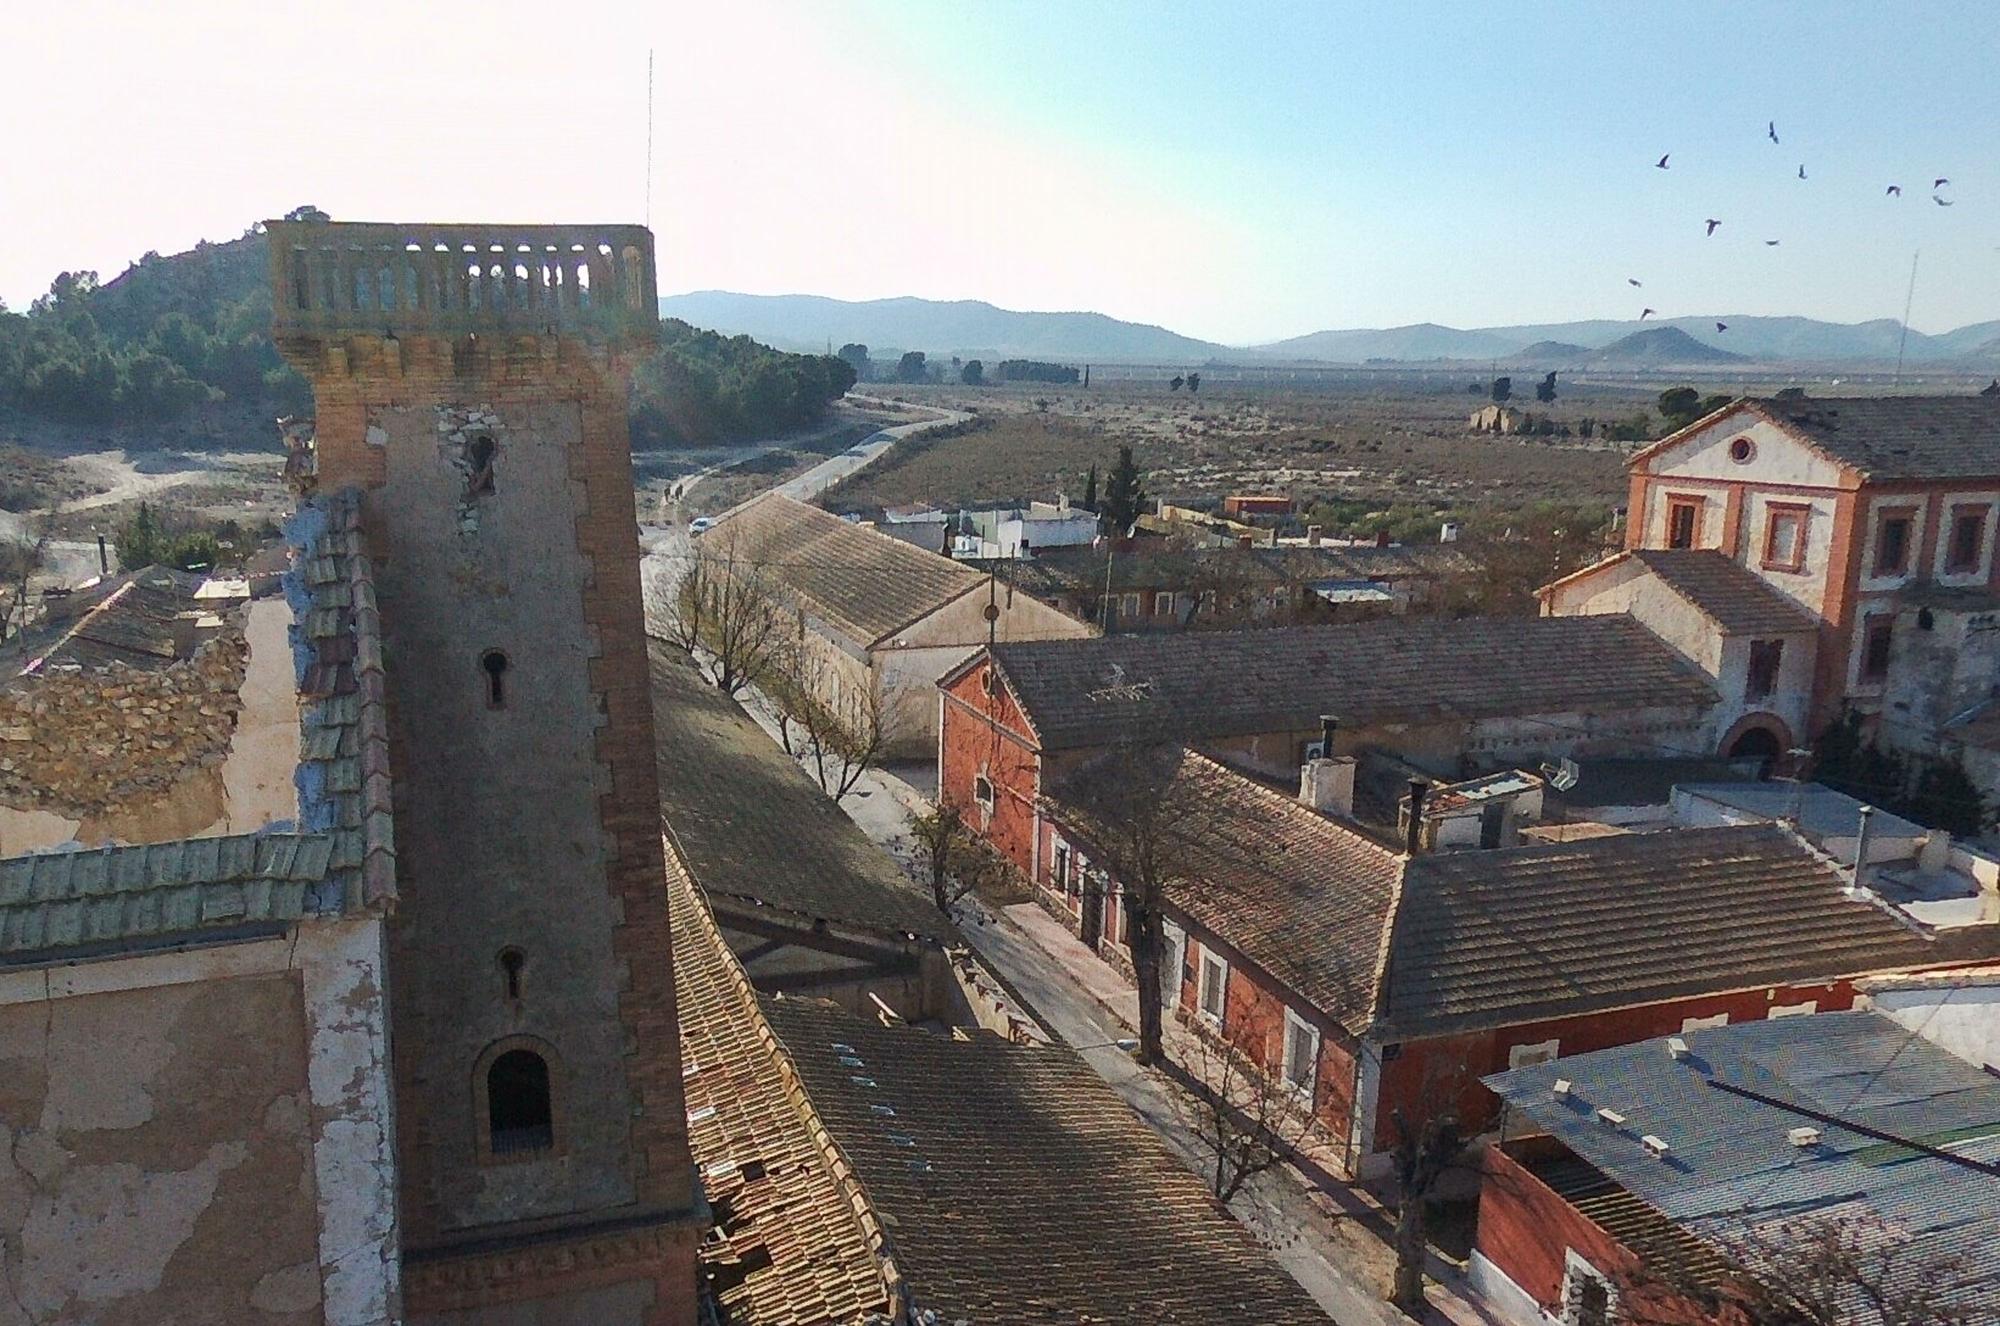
left=1439, top=522, right=1461, bottom=544
left=1298, top=716, right=1355, bottom=817
left=1404, top=779, right=1428, bottom=855
left=1376, top=529, right=1392, bottom=549
left=1852, top=804, right=1875, bottom=890
left=1238, top=535, right=1254, bottom=550
left=1306, top=524, right=1323, bottom=547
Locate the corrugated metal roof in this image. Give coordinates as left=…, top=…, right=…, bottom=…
left=1486, top=1011, right=2000, bottom=1315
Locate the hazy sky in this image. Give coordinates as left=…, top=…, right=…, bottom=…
left=9, top=1, right=1997, bottom=343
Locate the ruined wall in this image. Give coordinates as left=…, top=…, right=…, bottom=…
left=0, top=633, right=246, bottom=827
left=0, top=969, right=324, bottom=1324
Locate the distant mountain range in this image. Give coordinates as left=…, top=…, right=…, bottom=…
left=661, top=290, right=2000, bottom=368
left=659, top=291, right=1225, bottom=362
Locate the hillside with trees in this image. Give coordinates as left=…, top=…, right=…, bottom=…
left=0, top=210, right=854, bottom=449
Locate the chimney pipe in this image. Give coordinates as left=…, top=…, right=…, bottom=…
left=1853, top=804, right=1875, bottom=889
left=1319, top=714, right=1338, bottom=755
left=97, top=535, right=109, bottom=576
left=1405, top=779, right=1428, bottom=856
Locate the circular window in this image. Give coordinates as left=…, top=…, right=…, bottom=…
left=1729, top=436, right=1755, bottom=464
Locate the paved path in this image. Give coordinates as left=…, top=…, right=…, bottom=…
left=768, top=395, right=970, bottom=503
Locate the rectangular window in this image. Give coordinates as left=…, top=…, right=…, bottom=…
left=1667, top=497, right=1702, bottom=549
left=1746, top=638, right=1784, bottom=702
left=1769, top=999, right=1818, bottom=1018
left=1874, top=509, right=1914, bottom=576
left=1120, top=592, right=1141, bottom=618
left=1153, top=591, right=1174, bottom=617
left=1947, top=506, right=1988, bottom=574
left=1762, top=504, right=1809, bottom=571
left=1681, top=1013, right=1729, bottom=1034
left=1051, top=839, right=1070, bottom=893
left=1103, top=884, right=1124, bottom=948
left=1198, top=950, right=1229, bottom=1027
left=1862, top=616, right=1894, bottom=683
left=973, top=773, right=996, bottom=812
left=1508, top=1038, right=1561, bottom=1069
left=1282, top=1009, right=1320, bottom=1096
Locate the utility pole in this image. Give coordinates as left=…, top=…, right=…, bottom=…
left=1100, top=540, right=1116, bottom=634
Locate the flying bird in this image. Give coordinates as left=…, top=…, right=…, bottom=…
left=1935, top=195, right=1956, bottom=206
left=1705, top=219, right=1722, bottom=236
left=1798, top=164, right=1807, bottom=180
left=1768, top=121, right=1779, bottom=144
left=1628, top=278, right=1643, bottom=287
left=1935, top=177, right=1951, bottom=188
left=1886, top=185, right=1903, bottom=196
left=1716, top=322, right=1729, bottom=332
left=1641, top=308, right=1656, bottom=319
left=1765, top=239, right=1781, bottom=246
left=1656, top=153, right=1671, bottom=169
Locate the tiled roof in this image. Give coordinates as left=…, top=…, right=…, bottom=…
left=0, top=833, right=336, bottom=958
left=1380, top=823, right=1956, bottom=1036
left=703, top=493, right=986, bottom=648
left=1485, top=1012, right=2000, bottom=1315
left=0, top=489, right=394, bottom=960
left=989, top=615, right=1717, bottom=751
left=287, top=488, right=395, bottom=910
left=1624, top=550, right=1820, bottom=634
left=668, top=854, right=895, bottom=1325
left=761, top=997, right=1334, bottom=1325
left=649, top=643, right=947, bottom=941
left=1046, top=749, right=1403, bottom=1034
left=0, top=566, right=206, bottom=684
left=1749, top=394, right=2000, bottom=481
left=1004, top=542, right=1473, bottom=601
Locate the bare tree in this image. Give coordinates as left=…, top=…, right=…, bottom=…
left=1613, top=1210, right=1982, bottom=1326
left=659, top=531, right=788, bottom=696
left=1043, top=742, right=1224, bottom=1067
left=763, top=639, right=896, bottom=801
left=904, top=800, right=988, bottom=914
left=1387, top=1099, right=1464, bottom=1316
left=1171, top=1022, right=1336, bottom=1203
left=0, top=512, right=52, bottom=644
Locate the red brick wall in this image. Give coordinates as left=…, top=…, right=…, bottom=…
left=1177, top=926, right=1363, bottom=1147
left=1375, top=978, right=1861, bottom=1149
left=1477, top=1141, right=1642, bottom=1313
left=939, top=657, right=1043, bottom=874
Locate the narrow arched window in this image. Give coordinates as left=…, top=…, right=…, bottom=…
left=481, top=650, right=509, bottom=709
left=498, top=947, right=525, bottom=1000
left=487, top=1050, right=553, bottom=1154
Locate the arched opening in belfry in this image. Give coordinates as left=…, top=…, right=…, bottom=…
left=486, top=1050, right=553, bottom=1155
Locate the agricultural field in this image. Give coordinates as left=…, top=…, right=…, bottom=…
left=818, top=378, right=1651, bottom=527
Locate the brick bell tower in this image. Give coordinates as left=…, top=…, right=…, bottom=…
left=270, top=220, right=699, bottom=1323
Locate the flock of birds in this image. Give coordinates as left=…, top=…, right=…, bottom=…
left=1631, top=121, right=1955, bottom=328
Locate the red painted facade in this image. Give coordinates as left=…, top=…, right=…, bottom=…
left=939, top=657, right=1046, bottom=874
left=1372, top=978, right=1863, bottom=1151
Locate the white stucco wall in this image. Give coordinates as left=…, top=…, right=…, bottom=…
left=1864, top=981, right=2000, bottom=1073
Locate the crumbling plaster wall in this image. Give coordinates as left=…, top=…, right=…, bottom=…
left=0, top=965, right=322, bottom=1324
left=0, top=919, right=399, bottom=1326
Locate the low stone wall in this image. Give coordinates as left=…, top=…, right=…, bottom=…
left=0, top=633, right=249, bottom=819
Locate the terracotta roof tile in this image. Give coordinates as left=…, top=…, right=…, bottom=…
left=702, top=493, right=985, bottom=647
left=1751, top=394, right=2000, bottom=481
left=1626, top=550, right=1820, bottom=635
left=991, top=616, right=1717, bottom=751
left=650, top=643, right=947, bottom=941
left=762, top=997, right=1333, bottom=1324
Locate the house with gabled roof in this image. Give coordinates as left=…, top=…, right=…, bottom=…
left=937, top=615, right=1722, bottom=877
left=1031, top=748, right=2000, bottom=1178
left=1543, top=393, right=2000, bottom=799
left=668, top=843, right=1334, bottom=1325
left=649, top=641, right=957, bottom=1019
left=693, top=492, right=1089, bottom=758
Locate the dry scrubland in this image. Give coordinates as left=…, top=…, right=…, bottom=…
left=820, top=381, right=1645, bottom=517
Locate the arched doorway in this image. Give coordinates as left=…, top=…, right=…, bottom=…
left=1727, top=725, right=1782, bottom=763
